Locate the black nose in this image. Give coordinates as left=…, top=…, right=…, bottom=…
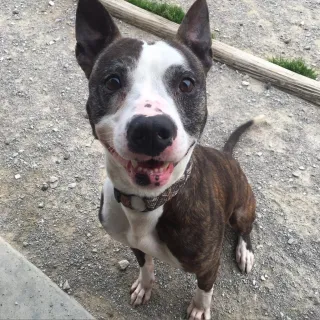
left=127, top=115, right=177, bottom=156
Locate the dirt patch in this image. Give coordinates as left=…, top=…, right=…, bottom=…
left=0, top=1, right=319, bottom=320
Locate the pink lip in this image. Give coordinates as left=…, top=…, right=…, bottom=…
left=106, top=144, right=174, bottom=188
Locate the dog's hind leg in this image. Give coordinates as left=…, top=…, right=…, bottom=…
left=229, top=186, right=256, bottom=273
left=130, top=248, right=155, bottom=306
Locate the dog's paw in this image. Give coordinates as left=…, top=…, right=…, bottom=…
left=187, top=300, right=211, bottom=320
left=236, top=236, right=254, bottom=273
left=130, top=262, right=155, bottom=306
left=187, top=286, right=213, bottom=320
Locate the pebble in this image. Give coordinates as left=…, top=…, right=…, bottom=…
left=299, top=166, right=305, bottom=170
left=50, top=176, right=59, bottom=188
left=118, top=260, right=130, bottom=270
left=253, top=280, right=256, bottom=285
left=292, top=172, right=300, bottom=177
left=62, top=280, right=70, bottom=291
left=15, top=174, right=21, bottom=180
left=63, top=153, right=70, bottom=160
left=4, top=139, right=10, bottom=145
left=48, top=1, right=54, bottom=6
left=288, top=238, right=294, bottom=245
left=38, top=202, right=44, bottom=208
left=261, top=275, right=266, bottom=281
left=304, top=46, right=311, bottom=50
left=41, top=183, right=49, bottom=191
left=68, top=182, right=77, bottom=189
left=283, top=38, right=291, bottom=44
left=23, top=241, right=28, bottom=247
left=92, top=248, right=98, bottom=253
left=242, top=81, right=250, bottom=86
left=12, top=9, right=19, bottom=15
left=256, top=152, right=262, bottom=157
left=50, top=176, right=58, bottom=183
left=15, top=302, right=18, bottom=306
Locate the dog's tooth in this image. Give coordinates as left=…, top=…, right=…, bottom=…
left=149, top=170, right=154, bottom=174
left=154, top=168, right=159, bottom=173
left=164, top=162, right=170, bottom=169
left=138, top=167, right=142, bottom=172
left=131, top=160, right=138, bottom=168
left=143, top=168, right=148, bottom=173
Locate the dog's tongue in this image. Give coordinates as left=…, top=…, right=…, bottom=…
left=127, top=160, right=174, bottom=187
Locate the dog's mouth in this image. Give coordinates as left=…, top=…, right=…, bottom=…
left=106, top=145, right=174, bottom=187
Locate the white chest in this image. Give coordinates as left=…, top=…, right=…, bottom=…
left=100, top=178, right=181, bottom=268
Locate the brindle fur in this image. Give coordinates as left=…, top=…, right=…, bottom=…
left=157, top=145, right=256, bottom=291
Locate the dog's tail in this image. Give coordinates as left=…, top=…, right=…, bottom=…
left=223, top=115, right=266, bottom=155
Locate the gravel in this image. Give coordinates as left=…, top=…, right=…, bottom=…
left=0, top=1, right=319, bottom=320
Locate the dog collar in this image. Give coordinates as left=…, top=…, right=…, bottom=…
left=114, top=161, right=192, bottom=212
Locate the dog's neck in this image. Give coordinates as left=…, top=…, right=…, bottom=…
left=113, top=160, right=193, bottom=212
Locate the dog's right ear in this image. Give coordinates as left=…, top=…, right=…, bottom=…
left=75, top=0, right=121, bottom=79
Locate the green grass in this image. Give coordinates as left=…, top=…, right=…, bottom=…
left=268, top=57, right=317, bottom=80
left=126, top=0, right=185, bottom=24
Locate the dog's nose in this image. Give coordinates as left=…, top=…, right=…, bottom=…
left=127, top=115, right=177, bottom=156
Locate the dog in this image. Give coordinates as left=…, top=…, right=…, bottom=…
left=75, top=0, right=264, bottom=318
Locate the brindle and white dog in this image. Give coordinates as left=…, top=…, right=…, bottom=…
left=75, top=0, right=263, bottom=318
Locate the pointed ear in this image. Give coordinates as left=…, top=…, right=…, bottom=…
left=177, top=0, right=213, bottom=73
left=75, top=0, right=121, bottom=78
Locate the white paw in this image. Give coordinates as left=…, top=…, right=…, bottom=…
left=130, top=262, right=155, bottom=306
left=187, top=301, right=211, bottom=320
left=187, top=286, right=213, bottom=320
left=236, top=236, right=254, bottom=273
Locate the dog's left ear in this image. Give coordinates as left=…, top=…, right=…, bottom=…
left=177, top=0, right=212, bottom=73
left=75, top=0, right=121, bottom=79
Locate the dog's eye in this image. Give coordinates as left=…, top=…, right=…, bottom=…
left=179, top=78, right=194, bottom=93
left=105, top=75, right=121, bottom=91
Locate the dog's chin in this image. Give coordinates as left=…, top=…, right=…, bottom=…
left=105, top=144, right=179, bottom=189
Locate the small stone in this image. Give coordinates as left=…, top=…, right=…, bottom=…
left=292, top=172, right=300, bottom=177
left=38, top=202, right=44, bottom=208
left=242, top=81, right=250, bottom=86
left=86, top=233, right=91, bottom=237
left=52, top=127, right=58, bottom=132
left=256, top=152, right=262, bottom=157
left=92, top=248, right=97, bottom=253
left=300, top=21, right=305, bottom=26
left=12, top=9, right=19, bottom=15
left=288, top=238, right=294, bottom=245
left=62, top=280, right=70, bottom=291
left=50, top=176, right=58, bottom=183
left=15, top=174, right=21, bottom=180
left=304, top=46, right=311, bottom=50
left=41, top=183, right=49, bottom=191
left=68, top=182, right=77, bottom=189
left=283, top=38, right=291, bottom=44
left=252, top=280, right=256, bottom=285
left=118, top=259, right=130, bottom=270
left=23, top=241, right=28, bottom=247
left=299, top=166, right=305, bottom=170
left=48, top=1, right=54, bottom=6
left=261, top=275, right=266, bottom=281
left=63, top=153, right=70, bottom=160
left=15, top=302, right=18, bottom=306
left=4, top=139, right=10, bottom=145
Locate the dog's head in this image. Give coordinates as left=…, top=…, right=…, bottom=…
left=75, top=0, right=212, bottom=196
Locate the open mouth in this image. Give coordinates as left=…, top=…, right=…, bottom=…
left=106, top=145, right=174, bottom=187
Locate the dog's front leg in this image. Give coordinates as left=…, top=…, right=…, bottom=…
left=130, top=248, right=155, bottom=306
left=187, top=262, right=219, bottom=320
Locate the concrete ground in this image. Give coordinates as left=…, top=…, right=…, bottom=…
left=0, top=0, right=319, bottom=320
left=0, top=237, right=94, bottom=319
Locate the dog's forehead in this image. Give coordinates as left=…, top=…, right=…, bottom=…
left=136, top=41, right=187, bottom=74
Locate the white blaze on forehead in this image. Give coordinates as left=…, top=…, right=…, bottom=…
left=132, top=41, right=187, bottom=91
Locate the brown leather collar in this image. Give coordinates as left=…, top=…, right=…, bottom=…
left=114, top=161, right=192, bottom=212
